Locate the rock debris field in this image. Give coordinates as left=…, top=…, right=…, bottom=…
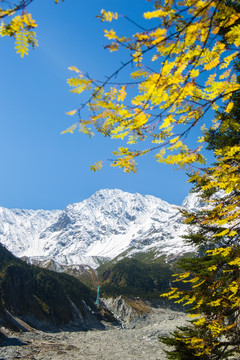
left=0, top=308, right=187, bottom=360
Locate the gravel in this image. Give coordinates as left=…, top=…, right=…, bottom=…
left=0, top=308, right=187, bottom=360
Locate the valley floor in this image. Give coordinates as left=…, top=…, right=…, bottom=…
left=0, top=308, right=186, bottom=360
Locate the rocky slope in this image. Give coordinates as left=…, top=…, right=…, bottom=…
left=0, top=189, right=200, bottom=268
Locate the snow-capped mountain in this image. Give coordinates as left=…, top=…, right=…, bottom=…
left=0, top=189, right=198, bottom=268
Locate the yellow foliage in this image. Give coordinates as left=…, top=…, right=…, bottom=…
left=206, top=247, right=232, bottom=257
left=229, top=257, right=240, bottom=266
left=90, top=161, right=103, bottom=172
left=193, top=317, right=206, bottom=326
left=15, top=30, right=28, bottom=58
left=117, top=86, right=127, bottom=102
left=207, top=265, right=217, bottom=272
left=208, top=299, right=222, bottom=307
left=144, top=9, right=172, bottom=19
left=0, top=12, right=38, bottom=57
left=104, top=29, right=118, bottom=40
left=213, top=229, right=230, bottom=237
left=61, top=123, right=78, bottom=134
left=225, top=101, right=234, bottom=113
left=68, top=66, right=81, bottom=73
left=100, top=9, right=118, bottom=22
left=226, top=24, right=240, bottom=46
left=160, top=287, right=178, bottom=298
left=66, top=109, right=77, bottom=116
left=60, top=1, right=240, bottom=183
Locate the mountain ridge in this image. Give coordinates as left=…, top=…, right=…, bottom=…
left=0, top=189, right=199, bottom=268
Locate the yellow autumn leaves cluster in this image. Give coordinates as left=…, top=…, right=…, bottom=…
left=0, top=10, right=38, bottom=57
left=0, top=0, right=65, bottom=57
left=65, top=0, right=240, bottom=173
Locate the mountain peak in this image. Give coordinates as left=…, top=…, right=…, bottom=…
left=0, top=189, right=193, bottom=268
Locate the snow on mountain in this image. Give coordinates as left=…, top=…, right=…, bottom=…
left=181, top=192, right=206, bottom=211
left=0, top=189, right=200, bottom=268
left=0, top=207, right=61, bottom=257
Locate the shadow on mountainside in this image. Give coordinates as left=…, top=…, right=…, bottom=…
left=0, top=329, right=26, bottom=347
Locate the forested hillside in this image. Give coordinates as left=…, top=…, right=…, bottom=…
left=0, top=243, right=112, bottom=331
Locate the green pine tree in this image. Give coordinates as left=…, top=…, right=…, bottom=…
left=160, top=69, right=240, bottom=359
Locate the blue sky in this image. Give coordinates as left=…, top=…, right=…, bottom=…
left=0, top=0, right=211, bottom=210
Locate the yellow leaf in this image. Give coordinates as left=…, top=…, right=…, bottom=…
left=100, top=9, right=118, bottom=22
left=228, top=230, right=237, bottom=237
left=68, top=66, right=81, bottom=73
left=206, top=247, right=231, bottom=256
left=104, top=29, right=117, bottom=40
left=226, top=24, right=240, bottom=46
left=229, top=257, right=240, bottom=266
left=204, top=57, right=220, bottom=71
left=208, top=299, right=221, bottom=306
left=90, top=161, right=103, bottom=172
left=61, top=123, right=77, bottom=134
left=15, top=30, right=28, bottom=57
left=66, top=109, right=77, bottom=116
left=155, top=148, right=166, bottom=161
left=207, top=265, right=217, bottom=272
left=213, top=229, right=229, bottom=237
left=190, top=68, right=199, bottom=78
left=117, top=86, right=127, bottom=102
left=144, top=9, right=173, bottom=19
left=225, top=102, right=234, bottom=113
left=193, top=317, right=206, bottom=326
